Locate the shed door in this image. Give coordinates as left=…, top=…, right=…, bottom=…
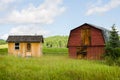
left=26, top=43, right=32, bottom=57
left=27, top=43, right=31, bottom=51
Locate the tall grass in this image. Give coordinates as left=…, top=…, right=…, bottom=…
left=43, top=48, right=68, bottom=55
left=0, top=55, right=120, bottom=80
left=0, top=48, right=8, bottom=55
left=0, top=43, right=8, bottom=55
left=0, top=44, right=120, bottom=80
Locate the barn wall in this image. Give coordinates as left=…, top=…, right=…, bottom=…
left=68, top=47, right=77, bottom=58
left=91, top=27, right=105, bottom=46
left=8, top=42, right=43, bottom=57
left=68, top=25, right=105, bottom=47
left=68, top=29, right=82, bottom=47
left=68, top=24, right=106, bottom=59
left=87, top=46, right=105, bottom=59
left=68, top=46, right=105, bottom=59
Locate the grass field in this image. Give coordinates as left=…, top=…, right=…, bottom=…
left=0, top=44, right=7, bottom=49
left=0, top=44, right=8, bottom=55
left=0, top=44, right=120, bottom=80
left=43, top=48, right=68, bottom=55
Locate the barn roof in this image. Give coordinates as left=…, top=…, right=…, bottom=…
left=6, top=35, right=44, bottom=43
left=71, top=23, right=110, bottom=43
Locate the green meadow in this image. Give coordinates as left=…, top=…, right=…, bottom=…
left=0, top=44, right=120, bottom=80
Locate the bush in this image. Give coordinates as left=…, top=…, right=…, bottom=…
left=105, top=48, right=120, bottom=66
left=113, top=48, right=120, bottom=58
left=105, top=47, right=120, bottom=59
left=115, top=57, right=120, bottom=66
left=105, top=56, right=115, bottom=66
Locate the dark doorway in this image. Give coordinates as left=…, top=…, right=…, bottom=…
left=27, top=43, right=31, bottom=52
left=77, top=46, right=87, bottom=59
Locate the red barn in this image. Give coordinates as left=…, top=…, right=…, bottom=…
left=67, top=23, right=109, bottom=59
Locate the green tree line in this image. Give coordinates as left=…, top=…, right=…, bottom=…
left=0, top=39, right=6, bottom=45
left=43, top=36, right=68, bottom=48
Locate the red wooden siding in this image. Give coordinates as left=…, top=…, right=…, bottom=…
left=87, top=46, right=105, bottom=59
left=68, top=25, right=105, bottom=47
left=68, top=29, right=82, bottom=47
left=68, top=47, right=77, bottom=58
left=91, top=27, right=105, bottom=46
left=67, top=23, right=106, bottom=59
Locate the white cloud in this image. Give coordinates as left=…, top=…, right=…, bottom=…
left=0, top=0, right=66, bottom=39
left=86, top=0, right=120, bottom=16
left=0, top=0, right=15, bottom=3
left=9, top=25, right=49, bottom=35
left=0, top=0, right=15, bottom=11
left=1, top=25, right=49, bottom=40
left=0, top=0, right=66, bottom=24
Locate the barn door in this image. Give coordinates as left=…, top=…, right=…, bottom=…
left=81, top=28, right=91, bottom=46
left=77, top=28, right=91, bottom=59
left=77, top=46, right=87, bottom=59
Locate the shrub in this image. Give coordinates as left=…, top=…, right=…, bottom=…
left=115, top=57, right=120, bottom=66
left=104, top=56, right=115, bottom=66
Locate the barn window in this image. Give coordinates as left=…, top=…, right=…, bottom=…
left=81, top=28, right=91, bottom=46
left=15, top=43, right=20, bottom=50
left=27, top=43, right=31, bottom=51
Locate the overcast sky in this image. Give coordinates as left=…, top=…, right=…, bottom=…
left=0, top=0, right=120, bottom=39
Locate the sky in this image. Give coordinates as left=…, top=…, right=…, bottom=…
left=0, top=0, right=120, bottom=40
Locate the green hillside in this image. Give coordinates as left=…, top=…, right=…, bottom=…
left=0, top=39, right=6, bottom=45
left=43, top=36, right=68, bottom=48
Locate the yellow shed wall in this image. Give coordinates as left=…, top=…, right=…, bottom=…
left=8, top=42, right=42, bottom=57
left=31, top=43, right=43, bottom=57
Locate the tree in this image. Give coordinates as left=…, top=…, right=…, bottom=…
left=109, top=24, right=119, bottom=48
left=105, top=24, right=120, bottom=65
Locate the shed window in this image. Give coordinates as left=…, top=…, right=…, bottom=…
left=15, top=43, right=19, bottom=50
left=81, top=28, right=91, bottom=46
left=27, top=43, right=31, bottom=51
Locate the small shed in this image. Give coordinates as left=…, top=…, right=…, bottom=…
left=67, top=23, right=109, bottom=59
left=6, top=35, right=44, bottom=57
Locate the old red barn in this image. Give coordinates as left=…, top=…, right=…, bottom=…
left=67, top=23, right=109, bottom=59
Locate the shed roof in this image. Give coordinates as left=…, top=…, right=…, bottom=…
left=71, top=23, right=110, bottom=43
left=6, top=35, right=44, bottom=43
